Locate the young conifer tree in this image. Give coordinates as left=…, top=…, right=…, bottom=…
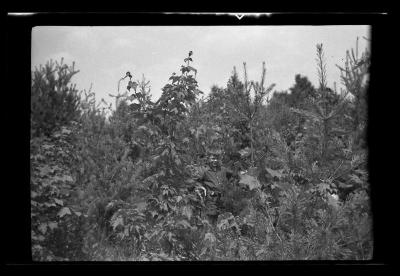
left=31, top=58, right=81, bottom=137
left=336, top=37, right=370, bottom=150
left=224, top=62, right=275, bottom=167
left=291, top=44, right=350, bottom=167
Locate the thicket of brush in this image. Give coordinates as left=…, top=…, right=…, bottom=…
left=30, top=40, right=371, bottom=261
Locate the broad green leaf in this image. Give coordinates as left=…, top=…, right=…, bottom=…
left=135, top=202, right=147, bottom=212
left=42, top=144, right=54, bottom=151
left=54, top=198, right=63, bottom=206
left=57, top=207, right=71, bottom=218
left=181, top=205, right=192, bottom=220
left=217, top=212, right=235, bottom=231
left=38, top=165, right=56, bottom=176
left=265, top=167, right=284, bottom=179
left=204, top=232, right=216, bottom=243
left=161, top=148, right=169, bottom=156
left=38, top=223, right=47, bottom=234
left=161, top=202, right=168, bottom=211
left=149, top=210, right=159, bottom=218
left=35, top=235, right=45, bottom=241
left=217, top=218, right=230, bottom=231
left=316, top=183, right=333, bottom=195
left=186, top=65, right=197, bottom=75
left=61, top=127, right=71, bottom=135
left=44, top=202, right=56, bottom=207
left=48, top=222, right=58, bottom=230
left=177, top=219, right=192, bottom=229
left=112, top=216, right=124, bottom=230
left=239, top=174, right=261, bottom=190
left=238, top=147, right=250, bottom=157
left=256, top=249, right=265, bottom=256
left=123, top=226, right=130, bottom=237
left=176, top=195, right=183, bottom=203
left=327, top=194, right=340, bottom=209
left=51, top=175, right=73, bottom=183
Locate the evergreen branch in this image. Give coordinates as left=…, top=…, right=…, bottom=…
left=290, top=107, right=322, bottom=122
left=327, top=160, right=344, bottom=182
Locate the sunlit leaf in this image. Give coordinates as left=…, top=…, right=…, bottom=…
left=38, top=223, right=47, bottom=234
left=48, top=221, right=58, bottom=230
left=52, top=175, right=73, bottom=183
left=42, top=144, right=54, bottom=151
left=265, top=167, right=284, bottom=179
left=239, top=174, right=261, bottom=190
left=327, top=194, right=340, bottom=209
left=124, top=226, right=130, bottom=237
left=204, top=232, right=216, bottom=243
left=217, top=218, right=230, bottom=231
left=317, top=182, right=331, bottom=194
left=37, top=165, right=56, bottom=176
left=256, top=249, right=265, bottom=256
left=177, top=219, right=192, bottom=229
left=182, top=205, right=192, bottom=220
left=238, top=147, right=250, bottom=157
left=35, top=235, right=45, bottom=242
left=54, top=198, right=63, bottom=206
left=57, top=207, right=72, bottom=218
left=150, top=210, right=159, bottom=218
left=112, top=216, right=124, bottom=230
left=61, top=127, right=71, bottom=135
left=44, top=202, right=56, bottom=207
left=161, top=148, right=169, bottom=156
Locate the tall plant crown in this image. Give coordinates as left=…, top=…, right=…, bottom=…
left=31, top=58, right=81, bottom=137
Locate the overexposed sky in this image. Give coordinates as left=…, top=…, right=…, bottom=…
left=32, top=26, right=370, bottom=109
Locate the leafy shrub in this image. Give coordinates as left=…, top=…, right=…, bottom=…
left=30, top=39, right=372, bottom=261
left=31, top=124, right=87, bottom=261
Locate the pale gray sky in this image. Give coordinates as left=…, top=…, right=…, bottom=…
left=32, top=26, right=370, bottom=109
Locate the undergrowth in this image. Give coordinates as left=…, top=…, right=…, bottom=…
left=30, top=40, right=372, bottom=261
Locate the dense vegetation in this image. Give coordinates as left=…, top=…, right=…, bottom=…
left=30, top=40, right=371, bottom=261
